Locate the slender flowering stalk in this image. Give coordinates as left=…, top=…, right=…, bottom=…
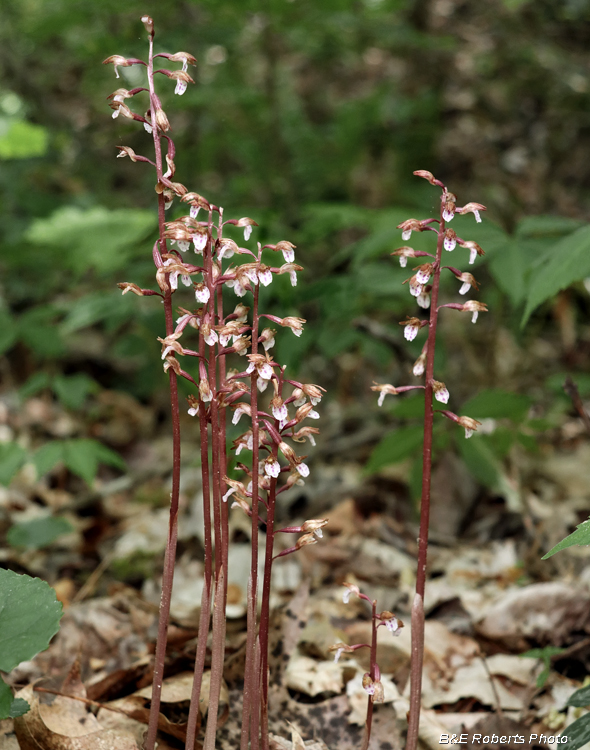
left=375, top=170, right=488, bottom=750
left=106, top=17, right=324, bottom=749
left=330, top=584, right=403, bottom=749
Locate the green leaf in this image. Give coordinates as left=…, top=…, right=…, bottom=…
left=0, top=677, right=13, bottom=721
left=516, top=215, right=584, bottom=238
left=522, top=225, right=590, bottom=326
left=542, top=518, right=590, bottom=559
left=52, top=374, right=99, bottom=410
left=0, top=442, right=27, bottom=485
left=520, top=646, right=565, bottom=688
left=458, top=435, right=501, bottom=490
left=0, top=674, right=30, bottom=720
left=559, top=713, right=590, bottom=750
left=0, top=309, right=18, bottom=355
left=461, top=389, right=532, bottom=423
left=0, top=569, right=62, bottom=672
left=9, top=697, right=30, bottom=718
left=568, top=684, right=590, bottom=708
left=365, top=425, right=423, bottom=474
left=25, top=206, right=156, bottom=275
left=7, top=516, right=74, bottom=550
left=63, top=439, right=125, bottom=485
left=390, top=393, right=425, bottom=418
left=0, top=119, right=48, bottom=159
left=32, top=441, right=65, bottom=478
left=19, top=371, right=52, bottom=400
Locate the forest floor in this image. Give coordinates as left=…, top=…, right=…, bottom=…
left=1, top=349, right=590, bottom=750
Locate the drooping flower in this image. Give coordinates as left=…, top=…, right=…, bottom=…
left=444, top=228, right=457, bottom=252
left=432, top=380, right=450, bottom=404
left=400, top=316, right=423, bottom=342
left=371, top=382, right=399, bottom=407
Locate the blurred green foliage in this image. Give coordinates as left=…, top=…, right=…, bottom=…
left=1, top=0, right=590, bottom=491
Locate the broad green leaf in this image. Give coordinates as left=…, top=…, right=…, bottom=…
left=63, top=439, right=125, bottom=485
left=32, top=441, right=65, bottom=478
left=365, top=425, right=423, bottom=474
left=19, top=371, right=52, bottom=400
left=60, top=292, right=135, bottom=335
left=516, top=215, right=584, bottom=238
left=542, top=518, right=590, bottom=559
left=0, top=119, right=48, bottom=159
left=25, top=206, right=156, bottom=275
left=0, top=442, right=27, bottom=485
left=0, top=569, right=62, bottom=672
left=458, top=435, right=501, bottom=490
left=568, top=684, right=590, bottom=708
left=7, top=516, right=74, bottom=550
left=52, top=374, right=99, bottom=410
left=0, top=675, right=30, bottom=720
left=522, top=225, right=590, bottom=326
left=462, top=389, right=532, bottom=423
left=390, top=393, right=425, bottom=418
left=559, top=713, right=590, bottom=750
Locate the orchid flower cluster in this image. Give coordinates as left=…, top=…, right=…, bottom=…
left=371, top=171, right=489, bottom=750
left=330, top=583, right=403, bottom=750
left=105, top=17, right=326, bottom=750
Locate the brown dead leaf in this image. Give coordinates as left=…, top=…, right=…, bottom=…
left=13, top=684, right=139, bottom=750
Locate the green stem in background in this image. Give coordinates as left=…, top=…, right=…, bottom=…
left=144, top=26, right=182, bottom=750
left=406, top=202, right=445, bottom=750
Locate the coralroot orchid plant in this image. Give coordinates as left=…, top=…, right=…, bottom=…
left=331, top=582, right=403, bottom=750
left=104, top=17, right=326, bottom=750
left=372, top=170, right=488, bottom=750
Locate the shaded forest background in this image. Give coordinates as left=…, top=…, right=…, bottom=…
left=2, top=0, right=590, bottom=544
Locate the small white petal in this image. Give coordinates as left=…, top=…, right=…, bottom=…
left=246, top=363, right=256, bottom=374
left=193, top=233, right=207, bottom=252
left=190, top=205, right=200, bottom=220
left=293, top=397, right=306, bottom=407
left=272, top=404, right=288, bottom=422
left=378, top=392, right=385, bottom=407
left=169, top=272, right=179, bottom=291
left=444, top=238, right=456, bottom=251
left=404, top=325, right=419, bottom=342
left=258, top=363, right=273, bottom=380
left=289, top=271, right=298, bottom=287
left=363, top=683, right=376, bottom=696
left=234, top=282, right=247, bottom=297
left=232, top=408, right=245, bottom=425
left=177, top=240, right=190, bottom=253
left=223, top=487, right=236, bottom=503
left=143, top=121, right=152, bottom=134
left=297, top=463, right=310, bottom=477
left=244, top=268, right=258, bottom=284
left=416, top=270, right=430, bottom=284
left=259, top=269, right=273, bottom=286
left=263, top=335, right=275, bottom=351
left=257, top=376, right=268, bottom=392
left=402, top=230, right=412, bottom=241
left=413, top=362, right=424, bottom=377
left=265, top=460, right=281, bottom=478
left=434, top=388, right=449, bottom=404
left=334, top=648, right=344, bottom=664
left=465, top=428, right=474, bottom=438
left=471, top=311, right=479, bottom=324
left=399, top=256, right=407, bottom=268
left=410, top=283, right=422, bottom=298
left=188, top=407, right=198, bottom=416
left=443, top=209, right=454, bottom=222
left=196, top=286, right=211, bottom=304
left=474, top=210, right=481, bottom=223
left=282, top=248, right=295, bottom=263
left=469, top=247, right=477, bottom=264
left=343, top=590, right=352, bottom=604
left=307, top=409, right=320, bottom=419
left=417, top=292, right=430, bottom=309
left=175, top=79, right=188, bottom=96
left=112, top=107, right=120, bottom=119
left=459, top=282, right=470, bottom=295
left=205, top=330, right=218, bottom=346
left=244, top=225, right=252, bottom=241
